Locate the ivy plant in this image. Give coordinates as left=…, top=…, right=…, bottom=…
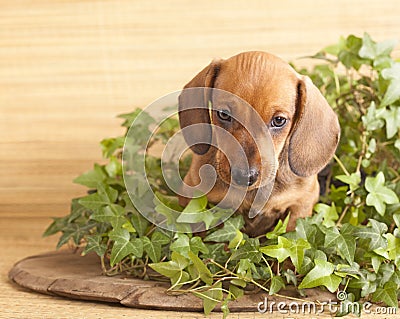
left=45, top=33, right=400, bottom=317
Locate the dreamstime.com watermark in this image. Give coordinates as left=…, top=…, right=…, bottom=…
left=257, top=291, right=397, bottom=315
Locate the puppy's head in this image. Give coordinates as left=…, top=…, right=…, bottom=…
left=179, top=51, right=340, bottom=199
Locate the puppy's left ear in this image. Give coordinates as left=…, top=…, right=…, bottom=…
left=288, top=75, right=340, bottom=177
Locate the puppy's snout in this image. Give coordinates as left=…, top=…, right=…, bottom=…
left=231, top=167, right=259, bottom=187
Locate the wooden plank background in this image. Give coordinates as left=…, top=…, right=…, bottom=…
left=1, top=0, right=399, bottom=318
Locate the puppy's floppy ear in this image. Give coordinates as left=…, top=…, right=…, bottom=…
left=178, top=59, right=221, bottom=155
left=288, top=75, right=340, bottom=177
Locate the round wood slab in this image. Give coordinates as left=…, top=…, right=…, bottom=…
left=8, top=250, right=335, bottom=312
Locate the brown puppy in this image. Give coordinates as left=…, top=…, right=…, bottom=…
left=178, top=51, right=340, bottom=236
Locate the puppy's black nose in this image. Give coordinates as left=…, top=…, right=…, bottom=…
left=231, top=167, right=259, bottom=186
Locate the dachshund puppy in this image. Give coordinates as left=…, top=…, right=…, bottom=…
left=178, top=51, right=340, bottom=236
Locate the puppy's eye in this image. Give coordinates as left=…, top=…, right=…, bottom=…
left=271, top=116, right=287, bottom=128
left=217, top=109, right=232, bottom=122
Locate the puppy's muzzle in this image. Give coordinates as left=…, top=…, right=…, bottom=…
left=231, top=167, right=259, bottom=187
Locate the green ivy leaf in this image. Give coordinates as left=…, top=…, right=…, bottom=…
left=118, top=109, right=155, bottom=129
left=299, top=255, right=315, bottom=275
left=393, top=213, right=400, bottom=228
left=346, top=34, right=363, bottom=54
left=231, top=278, right=247, bottom=288
left=176, top=195, right=208, bottom=225
left=170, top=270, right=190, bottom=290
left=269, top=276, right=285, bottom=295
left=204, top=216, right=244, bottom=243
left=55, top=222, right=96, bottom=249
left=91, top=204, right=127, bottom=229
left=372, top=281, right=398, bottom=307
left=368, top=138, right=377, bottom=154
left=295, top=218, right=325, bottom=248
left=378, top=263, right=395, bottom=287
left=237, top=259, right=253, bottom=281
left=149, top=252, right=188, bottom=279
left=89, top=206, right=113, bottom=223
left=170, top=233, right=190, bottom=257
left=129, top=210, right=150, bottom=237
left=322, top=35, right=346, bottom=55
left=324, top=227, right=356, bottom=264
left=79, top=183, right=118, bottom=210
left=154, top=192, right=190, bottom=231
left=314, top=202, right=339, bottom=227
left=73, top=164, right=107, bottom=188
left=336, top=172, right=361, bottom=192
left=338, top=50, right=363, bottom=70
left=348, top=270, right=377, bottom=297
left=188, top=251, right=213, bottom=285
left=381, top=63, right=400, bottom=107
left=353, top=219, right=388, bottom=250
left=283, top=269, right=297, bottom=286
left=370, top=253, right=385, bottom=273
left=122, top=220, right=136, bottom=233
left=378, top=106, right=400, bottom=139
left=105, top=155, right=122, bottom=177
left=225, top=215, right=245, bottom=229
left=358, top=33, right=376, bottom=59
left=151, top=231, right=170, bottom=246
left=171, top=251, right=189, bottom=269
left=359, top=32, right=397, bottom=70
left=221, top=298, right=230, bottom=319
left=229, top=284, right=244, bottom=299
left=359, top=33, right=394, bottom=59
left=292, top=239, right=312, bottom=270
left=109, top=229, right=143, bottom=265
left=82, top=234, right=107, bottom=257
left=100, top=136, right=125, bottom=158
left=190, top=236, right=209, bottom=255
left=339, top=265, right=360, bottom=281
left=231, top=238, right=262, bottom=263
left=362, top=102, right=385, bottom=131
left=148, top=261, right=180, bottom=278
left=117, top=235, right=142, bottom=257
left=386, top=233, right=400, bottom=268
left=259, top=236, right=291, bottom=263
left=266, top=214, right=290, bottom=239
left=145, top=231, right=171, bottom=260
left=193, top=282, right=223, bottom=315
left=202, top=243, right=226, bottom=263
left=365, top=172, right=399, bottom=215
left=298, top=259, right=342, bottom=293
left=228, top=229, right=244, bottom=249
left=395, top=139, right=400, bottom=152
left=142, top=236, right=162, bottom=263
left=43, top=216, right=68, bottom=237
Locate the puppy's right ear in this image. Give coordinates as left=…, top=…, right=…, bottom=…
left=178, top=59, right=221, bottom=155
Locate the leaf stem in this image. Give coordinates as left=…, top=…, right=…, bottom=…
left=336, top=205, right=349, bottom=226
left=261, top=255, right=274, bottom=279
left=356, top=131, right=368, bottom=174
left=100, top=255, right=107, bottom=273
left=333, top=154, right=350, bottom=176
left=333, top=67, right=341, bottom=96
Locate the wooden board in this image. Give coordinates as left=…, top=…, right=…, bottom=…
left=8, top=250, right=336, bottom=312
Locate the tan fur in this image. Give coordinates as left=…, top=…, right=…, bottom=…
left=178, top=51, right=340, bottom=236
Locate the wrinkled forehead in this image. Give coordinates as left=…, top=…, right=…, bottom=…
left=212, top=52, right=299, bottom=119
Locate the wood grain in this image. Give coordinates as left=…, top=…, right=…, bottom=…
left=8, top=250, right=338, bottom=311
left=1, top=0, right=400, bottom=317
